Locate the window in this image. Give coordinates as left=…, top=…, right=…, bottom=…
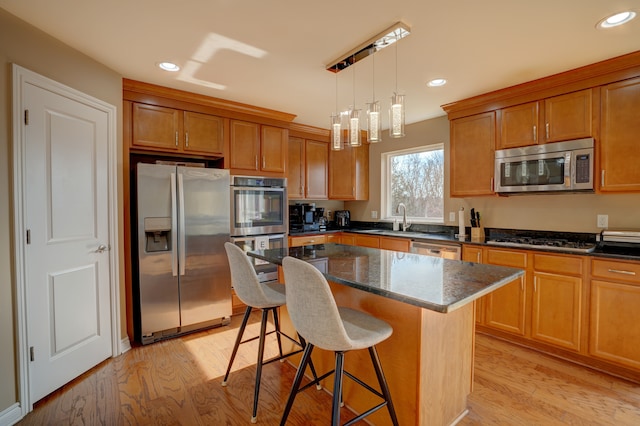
left=382, top=144, right=444, bottom=223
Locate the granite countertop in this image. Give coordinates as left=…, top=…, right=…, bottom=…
left=249, top=243, right=524, bottom=314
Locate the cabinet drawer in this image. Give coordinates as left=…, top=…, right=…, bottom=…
left=534, top=253, right=583, bottom=276
left=486, top=249, right=527, bottom=268
left=591, top=259, right=640, bottom=284
left=289, top=234, right=326, bottom=247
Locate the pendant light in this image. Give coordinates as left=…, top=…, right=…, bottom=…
left=389, top=29, right=405, bottom=138
left=367, top=50, right=381, bottom=143
left=348, top=55, right=361, bottom=147
left=330, top=66, right=343, bottom=151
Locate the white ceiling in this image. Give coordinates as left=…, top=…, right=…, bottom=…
left=2, top=1, right=640, bottom=129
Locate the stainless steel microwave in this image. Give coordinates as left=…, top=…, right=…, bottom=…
left=494, top=138, right=594, bottom=194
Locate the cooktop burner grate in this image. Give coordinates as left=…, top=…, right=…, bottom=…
left=487, top=237, right=596, bottom=253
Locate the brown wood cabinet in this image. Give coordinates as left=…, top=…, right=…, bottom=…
left=531, top=253, right=585, bottom=352
left=599, top=76, right=640, bottom=192
left=379, top=236, right=410, bottom=252
left=329, top=143, right=369, bottom=200
left=132, top=103, right=225, bottom=155
left=462, top=246, right=485, bottom=324
left=498, top=89, right=593, bottom=149
left=289, top=234, right=326, bottom=247
left=450, top=112, right=496, bottom=196
left=354, top=234, right=379, bottom=248
left=590, top=258, right=640, bottom=370
left=483, top=248, right=528, bottom=336
left=287, top=137, right=328, bottom=199
left=229, top=120, right=287, bottom=174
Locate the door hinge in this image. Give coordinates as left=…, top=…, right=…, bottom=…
left=26, top=229, right=31, bottom=244
left=30, top=346, right=34, bottom=362
left=24, top=109, right=29, bottom=125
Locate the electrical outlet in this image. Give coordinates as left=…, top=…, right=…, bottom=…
left=597, top=214, right=608, bottom=228
left=449, top=212, right=456, bottom=222
left=371, top=210, right=378, bottom=219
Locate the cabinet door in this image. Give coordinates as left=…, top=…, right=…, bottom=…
left=230, top=120, right=260, bottom=171
left=183, top=111, right=225, bottom=155
left=484, top=249, right=527, bottom=335
left=499, top=101, right=539, bottom=148
left=590, top=279, right=640, bottom=369
left=354, top=235, right=379, bottom=248
left=531, top=272, right=583, bottom=351
left=450, top=112, right=495, bottom=196
left=305, top=140, right=329, bottom=199
left=341, top=234, right=356, bottom=246
left=329, top=144, right=356, bottom=199
left=543, top=89, right=592, bottom=143
left=287, top=137, right=304, bottom=199
left=379, top=237, right=410, bottom=252
left=462, top=246, right=484, bottom=324
left=132, top=103, right=181, bottom=151
left=261, top=126, right=287, bottom=173
left=600, top=77, right=640, bottom=192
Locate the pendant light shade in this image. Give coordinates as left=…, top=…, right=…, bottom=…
left=389, top=93, right=405, bottom=138
left=330, top=113, right=343, bottom=151
left=367, top=101, right=381, bottom=143
left=348, top=107, right=361, bottom=146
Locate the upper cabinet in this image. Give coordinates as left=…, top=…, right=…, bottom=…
left=229, top=120, right=287, bottom=174
left=132, top=103, right=225, bottom=156
left=450, top=111, right=496, bottom=197
left=329, top=141, right=369, bottom=200
left=498, top=89, right=593, bottom=149
left=443, top=51, right=640, bottom=196
left=288, top=137, right=328, bottom=200
left=599, top=76, right=640, bottom=192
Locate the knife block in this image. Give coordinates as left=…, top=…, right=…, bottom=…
left=471, top=227, right=484, bottom=242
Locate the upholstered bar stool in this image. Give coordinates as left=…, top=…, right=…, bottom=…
left=222, top=243, right=318, bottom=423
left=280, top=256, right=399, bottom=426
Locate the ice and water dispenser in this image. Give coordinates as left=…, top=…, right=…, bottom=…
left=143, top=217, right=172, bottom=252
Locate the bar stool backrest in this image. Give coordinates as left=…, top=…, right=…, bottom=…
left=224, top=242, right=275, bottom=309
left=282, top=256, right=353, bottom=351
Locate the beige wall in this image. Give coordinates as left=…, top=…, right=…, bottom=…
left=0, top=8, right=123, bottom=414
left=348, top=115, right=640, bottom=233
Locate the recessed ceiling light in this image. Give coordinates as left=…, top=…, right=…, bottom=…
left=158, top=62, right=180, bottom=72
left=597, top=11, right=637, bottom=28
left=428, top=78, right=447, bottom=87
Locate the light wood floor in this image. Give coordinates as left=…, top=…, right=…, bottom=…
left=17, top=312, right=640, bottom=425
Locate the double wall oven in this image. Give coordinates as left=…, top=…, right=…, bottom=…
left=230, top=176, right=287, bottom=283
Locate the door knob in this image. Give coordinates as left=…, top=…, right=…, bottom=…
left=95, top=244, right=108, bottom=253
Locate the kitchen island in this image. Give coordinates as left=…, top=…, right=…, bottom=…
left=249, top=243, right=524, bottom=425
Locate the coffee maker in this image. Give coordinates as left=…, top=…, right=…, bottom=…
left=314, top=208, right=326, bottom=231
left=289, top=203, right=319, bottom=233
left=334, top=210, right=350, bottom=228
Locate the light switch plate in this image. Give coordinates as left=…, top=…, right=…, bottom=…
left=371, top=210, right=378, bottom=219
left=449, top=212, right=456, bottom=222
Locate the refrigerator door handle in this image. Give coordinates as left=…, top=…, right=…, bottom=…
left=170, top=173, right=178, bottom=276
left=178, top=172, right=186, bottom=276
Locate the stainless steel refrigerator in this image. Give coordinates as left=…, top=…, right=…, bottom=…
left=136, top=163, right=231, bottom=344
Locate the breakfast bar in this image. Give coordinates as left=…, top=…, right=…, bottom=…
left=250, top=243, right=524, bottom=425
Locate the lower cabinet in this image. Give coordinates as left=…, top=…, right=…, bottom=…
left=483, top=248, right=528, bottom=336
left=531, top=253, right=585, bottom=352
left=462, top=246, right=484, bottom=324
left=289, top=234, right=326, bottom=247
left=589, top=259, right=640, bottom=370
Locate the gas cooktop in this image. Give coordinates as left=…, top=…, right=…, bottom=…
left=487, top=237, right=596, bottom=253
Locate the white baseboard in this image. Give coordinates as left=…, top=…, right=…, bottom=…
left=120, top=337, right=132, bottom=354
left=0, top=402, right=23, bottom=426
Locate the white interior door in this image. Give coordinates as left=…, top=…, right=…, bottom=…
left=22, top=78, right=113, bottom=402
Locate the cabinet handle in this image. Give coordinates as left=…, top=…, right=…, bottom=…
left=490, top=177, right=494, bottom=192
left=262, top=156, right=266, bottom=169
left=255, top=156, right=258, bottom=169
left=175, top=131, right=179, bottom=146
left=607, top=268, right=636, bottom=276
left=185, top=132, right=189, bottom=147
left=533, top=277, right=537, bottom=292
left=545, top=122, right=549, bottom=140
left=476, top=252, right=481, bottom=263
left=601, top=170, right=605, bottom=188
left=533, top=125, right=537, bottom=142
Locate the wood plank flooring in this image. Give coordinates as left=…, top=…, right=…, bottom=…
left=17, top=312, right=640, bottom=425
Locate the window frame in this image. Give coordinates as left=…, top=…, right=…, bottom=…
left=380, top=143, right=445, bottom=224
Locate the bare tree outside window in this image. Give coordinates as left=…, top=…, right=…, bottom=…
left=386, top=146, right=444, bottom=222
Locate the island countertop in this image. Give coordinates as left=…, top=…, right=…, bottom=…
left=249, top=243, right=524, bottom=313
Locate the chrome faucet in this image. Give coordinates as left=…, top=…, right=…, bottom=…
left=396, top=203, right=410, bottom=231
